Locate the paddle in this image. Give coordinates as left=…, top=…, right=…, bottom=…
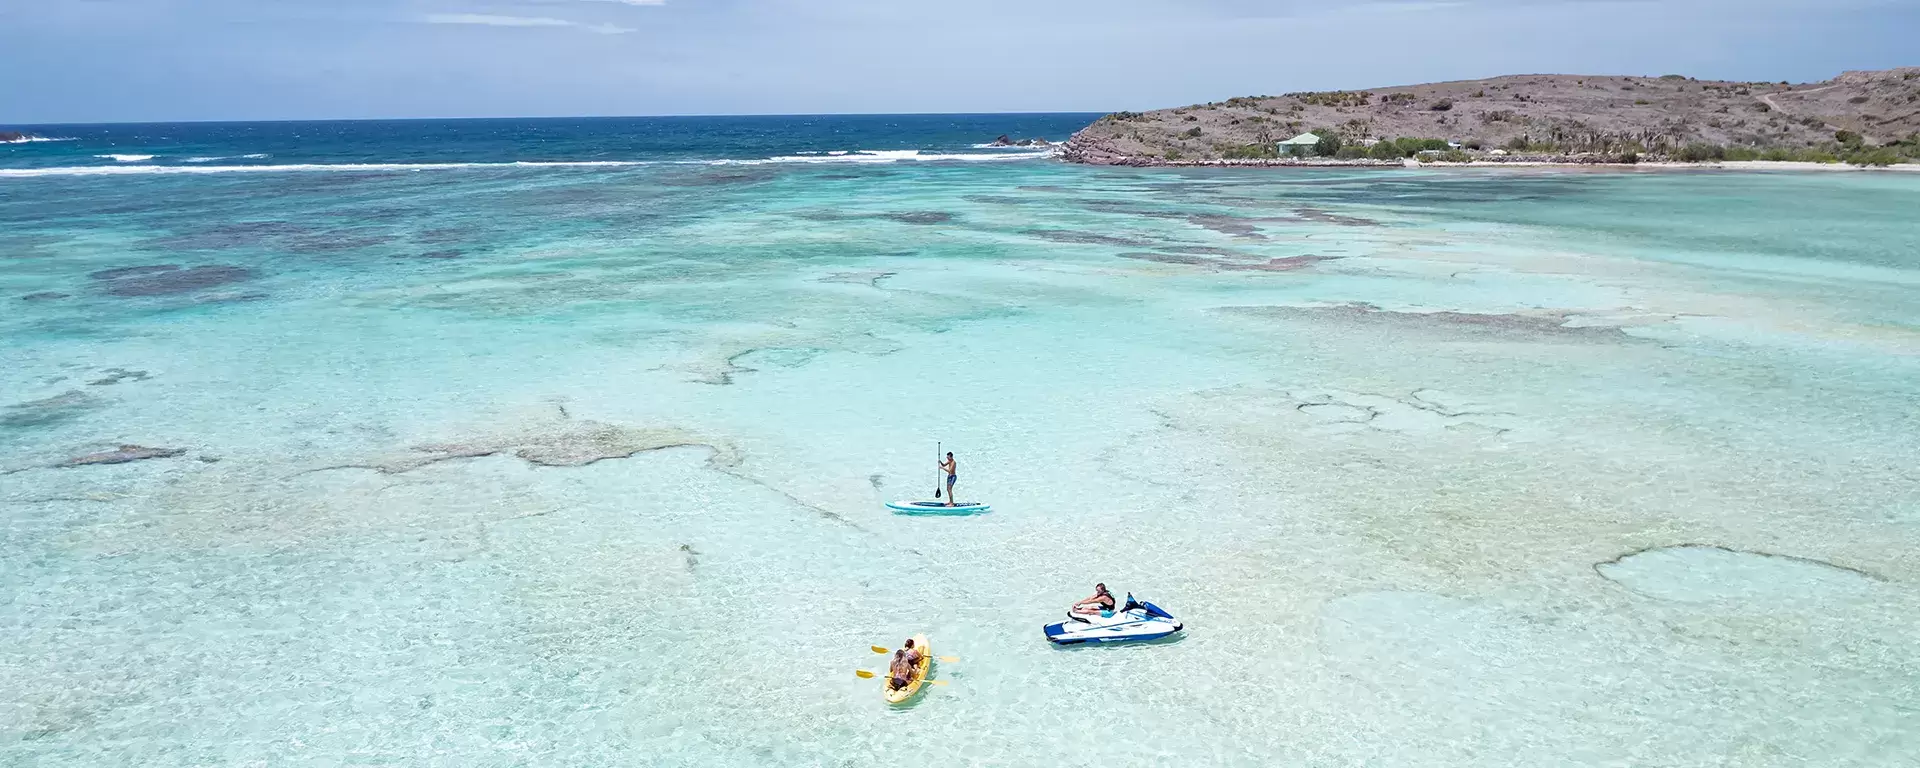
left=870, top=646, right=958, bottom=662
left=933, top=441, right=942, bottom=499
left=855, top=670, right=950, bottom=686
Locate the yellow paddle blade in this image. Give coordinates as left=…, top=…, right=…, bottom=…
left=855, top=670, right=876, bottom=679
left=937, top=656, right=959, bottom=663
left=870, top=646, right=890, bottom=654
left=927, top=679, right=950, bottom=686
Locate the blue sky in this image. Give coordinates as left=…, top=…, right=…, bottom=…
left=1, top=0, right=1915, bottom=123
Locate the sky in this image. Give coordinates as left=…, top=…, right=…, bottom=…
left=1, top=0, right=1916, bottom=123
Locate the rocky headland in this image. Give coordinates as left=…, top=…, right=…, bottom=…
left=1064, top=67, right=1920, bottom=167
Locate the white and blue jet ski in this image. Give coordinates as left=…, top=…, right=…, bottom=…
left=1043, top=594, right=1183, bottom=645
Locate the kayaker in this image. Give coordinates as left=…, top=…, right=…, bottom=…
left=887, top=649, right=914, bottom=690
left=940, top=452, right=958, bottom=506
left=901, top=637, right=923, bottom=666
left=1072, top=583, right=1116, bottom=616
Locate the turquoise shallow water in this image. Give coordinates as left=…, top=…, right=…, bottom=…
left=3, top=135, right=1919, bottom=766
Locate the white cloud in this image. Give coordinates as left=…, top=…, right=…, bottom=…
left=423, top=13, right=634, bottom=34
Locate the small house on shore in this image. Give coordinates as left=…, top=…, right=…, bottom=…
left=1277, top=132, right=1321, bottom=152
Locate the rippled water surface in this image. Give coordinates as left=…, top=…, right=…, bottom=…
left=3, top=128, right=1918, bottom=766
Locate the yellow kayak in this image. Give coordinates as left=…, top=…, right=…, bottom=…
left=883, top=634, right=932, bottom=704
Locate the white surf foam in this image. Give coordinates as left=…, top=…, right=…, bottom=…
left=1, top=150, right=1054, bottom=178
left=3, top=135, right=78, bottom=144
left=721, top=149, right=1055, bottom=165
left=0, top=160, right=655, bottom=178
left=183, top=153, right=273, bottom=163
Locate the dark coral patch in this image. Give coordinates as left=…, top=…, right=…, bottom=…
left=1121, top=252, right=1338, bottom=272
left=57, top=444, right=186, bottom=467
left=99, top=265, right=257, bottom=297
left=1226, top=302, right=1631, bottom=341
left=1295, top=208, right=1383, bottom=227
left=1023, top=229, right=1155, bottom=247
left=1, top=390, right=102, bottom=429
left=881, top=211, right=955, bottom=225
left=90, top=265, right=182, bottom=281
left=19, top=292, right=69, bottom=302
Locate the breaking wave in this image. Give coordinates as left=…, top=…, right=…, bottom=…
left=1, top=149, right=1055, bottom=178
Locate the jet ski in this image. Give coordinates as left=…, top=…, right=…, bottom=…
left=1043, top=593, right=1183, bottom=645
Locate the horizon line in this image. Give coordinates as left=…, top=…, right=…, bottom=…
left=1, top=110, right=1112, bottom=129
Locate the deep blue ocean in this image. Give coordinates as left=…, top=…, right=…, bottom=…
left=0, top=114, right=1100, bottom=171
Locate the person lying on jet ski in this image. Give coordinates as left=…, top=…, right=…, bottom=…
left=1071, top=583, right=1117, bottom=616
left=888, top=649, right=914, bottom=690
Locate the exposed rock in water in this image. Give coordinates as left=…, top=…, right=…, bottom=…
left=57, top=445, right=188, bottom=467
left=989, top=135, right=1053, bottom=147
left=2, top=390, right=103, bottom=428
left=92, top=264, right=257, bottom=297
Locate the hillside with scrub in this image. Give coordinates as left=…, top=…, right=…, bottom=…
left=1063, top=68, right=1920, bottom=166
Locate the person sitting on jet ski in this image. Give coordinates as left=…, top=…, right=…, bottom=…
left=1071, top=583, right=1117, bottom=616
left=888, top=649, right=914, bottom=690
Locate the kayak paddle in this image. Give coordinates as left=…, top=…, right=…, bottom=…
left=855, top=670, right=950, bottom=686
left=870, top=646, right=958, bottom=662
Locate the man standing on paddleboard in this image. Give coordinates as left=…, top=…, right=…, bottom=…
left=940, top=452, right=958, bottom=506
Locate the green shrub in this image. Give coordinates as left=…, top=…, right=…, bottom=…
left=1184, top=127, right=1204, bottom=138
left=1760, top=147, right=1793, bottom=161
left=1164, top=149, right=1183, bottom=160
left=1834, top=130, right=1862, bottom=146
left=1367, top=141, right=1403, bottom=160
left=1722, top=146, right=1762, bottom=161
left=1617, top=151, right=1640, bottom=164
left=1314, top=133, right=1344, bottom=157
left=1423, top=150, right=1472, bottom=163
left=1659, top=74, right=1687, bottom=80
left=1843, top=148, right=1902, bottom=166
left=1335, top=146, right=1368, bottom=160
left=1675, top=143, right=1726, bottom=162
left=1429, top=99, right=1453, bottom=112
left=1633, top=99, right=1651, bottom=105
left=1222, top=143, right=1278, bottom=159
